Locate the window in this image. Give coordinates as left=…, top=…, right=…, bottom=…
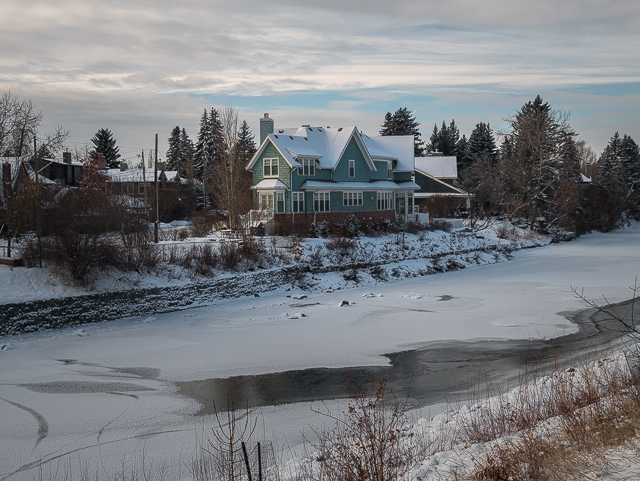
left=388, top=161, right=393, bottom=180
left=297, top=159, right=315, bottom=176
left=314, top=192, right=330, bottom=212
left=124, top=183, right=134, bottom=195
left=276, top=192, right=285, bottom=213
left=349, top=159, right=355, bottom=178
left=343, top=192, right=363, bottom=207
left=292, top=192, right=305, bottom=213
left=263, top=158, right=279, bottom=177
left=259, top=193, right=274, bottom=210
left=377, top=191, right=393, bottom=210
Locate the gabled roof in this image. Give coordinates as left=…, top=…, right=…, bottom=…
left=414, top=156, right=458, bottom=179
left=247, top=125, right=413, bottom=173
left=361, top=134, right=415, bottom=172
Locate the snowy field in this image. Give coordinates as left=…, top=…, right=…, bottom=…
left=1, top=224, right=639, bottom=480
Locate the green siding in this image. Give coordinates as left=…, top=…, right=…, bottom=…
left=371, top=160, right=390, bottom=180
left=252, top=141, right=291, bottom=189
left=291, top=164, right=331, bottom=191
left=393, top=171, right=413, bottom=182
left=333, top=137, right=372, bottom=182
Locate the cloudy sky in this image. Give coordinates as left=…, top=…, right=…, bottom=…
left=2, top=0, right=639, bottom=162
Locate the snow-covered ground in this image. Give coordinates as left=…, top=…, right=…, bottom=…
left=1, top=224, right=639, bottom=480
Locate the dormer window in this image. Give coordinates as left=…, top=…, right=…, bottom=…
left=388, top=161, right=393, bottom=180
left=349, top=159, right=355, bottom=178
left=263, top=158, right=279, bottom=177
left=297, top=158, right=315, bottom=176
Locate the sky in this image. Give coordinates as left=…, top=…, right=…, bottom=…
left=1, top=0, right=639, bottom=164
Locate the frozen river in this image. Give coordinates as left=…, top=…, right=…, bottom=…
left=1, top=224, right=639, bottom=480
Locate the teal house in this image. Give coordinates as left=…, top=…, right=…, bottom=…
left=246, top=114, right=419, bottom=234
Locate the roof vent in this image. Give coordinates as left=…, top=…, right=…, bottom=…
left=309, top=127, right=313, bottom=131
left=304, top=137, right=308, bottom=141
left=274, top=135, right=279, bottom=138
left=289, top=136, right=293, bottom=140
left=302, top=124, right=310, bottom=127
left=278, top=129, right=284, bottom=133
left=326, top=126, right=330, bottom=129
left=338, top=127, right=343, bottom=132
left=264, top=113, right=270, bottom=118
left=318, top=128, right=323, bottom=132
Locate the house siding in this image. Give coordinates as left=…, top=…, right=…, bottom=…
left=253, top=142, right=290, bottom=189
left=333, top=138, right=371, bottom=182
left=371, top=160, right=390, bottom=180
left=393, top=171, right=413, bottom=182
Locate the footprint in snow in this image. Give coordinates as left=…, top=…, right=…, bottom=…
left=74, top=329, right=88, bottom=337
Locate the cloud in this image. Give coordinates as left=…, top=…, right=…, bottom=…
left=0, top=0, right=638, bottom=158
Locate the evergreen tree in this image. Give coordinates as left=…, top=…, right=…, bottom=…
left=595, top=133, right=626, bottom=204
left=379, top=107, right=424, bottom=156
left=179, top=128, right=194, bottom=179
left=236, top=120, right=256, bottom=165
left=501, top=95, right=579, bottom=230
left=427, top=120, right=459, bottom=156
left=193, top=109, right=210, bottom=178
left=166, top=126, right=181, bottom=171
left=468, top=122, right=499, bottom=165
left=90, top=128, right=121, bottom=168
left=620, top=134, right=640, bottom=190
left=456, top=134, right=473, bottom=173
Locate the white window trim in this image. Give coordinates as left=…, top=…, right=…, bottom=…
left=292, top=191, right=305, bottom=213
left=263, top=158, right=279, bottom=178
left=377, top=191, right=394, bottom=210
left=313, top=191, right=330, bottom=212
left=343, top=191, right=363, bottom=207
left=297, top=159, right=316, bottom=176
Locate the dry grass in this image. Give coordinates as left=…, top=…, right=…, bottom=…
left=452, top=351, right=640, bottom=480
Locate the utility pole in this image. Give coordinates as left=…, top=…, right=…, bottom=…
left=34, top=136, right=42, bottom=267
left=141, top=150, right=148, bottom=221
left=154, top=134, right=159, bottom=243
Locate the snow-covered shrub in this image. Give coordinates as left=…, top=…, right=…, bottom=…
left=310, top=220, right=329, bottom=238
left=337, top=214, right=360, bottom=238
left=369, top=264, right=388, bottom=282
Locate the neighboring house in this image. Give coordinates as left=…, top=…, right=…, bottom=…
left=246, top=114, right=420, bottom=235
left=27, top=152, right=83, bottom=187
left=1, top=157, right=57, bottom=204
left=106, top=165, right=182, bottom=199
left=414, top=155, right=471, bottom=218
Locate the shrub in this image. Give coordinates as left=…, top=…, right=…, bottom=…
left=337, top=214, right=360, bottom=238
left=310, top=221, right=329, bottom=238
left=300, top=375, right=426, bottom=481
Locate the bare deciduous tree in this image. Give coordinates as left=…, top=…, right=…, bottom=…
left=0, top=91, right=69, bottom=158
left=211, top=106, right=253, bottom=230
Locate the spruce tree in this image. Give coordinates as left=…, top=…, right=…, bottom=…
left=237, top=120, right=256, bottom=165
left=468, top=122, right=499, bottom=165
left=179, top=128, right=194, bottom=179
left=166, top=126, right=181, bottom=171
left=620, top=134, right=640, bottom=190
left=456, top=134, right=473, bottom=173
left=427, top=120, right=458, bottom=156
left=194, top=109, right=210, bottom=178
left=90, top=128, right=121, bottom=169
left=379, top=107, right=424, bottom=156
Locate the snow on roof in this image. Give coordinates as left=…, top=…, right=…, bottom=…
left=414, top=156, right=458, bottom=179
left=361, top=135, right=415, bottom=172
left=248, top=125, right=414, bottom=173
left=300, top=180, right=416, bottom=191
left=107, top=168, right=159, bottom=183
left=252, top=179, right=288, bottom=190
